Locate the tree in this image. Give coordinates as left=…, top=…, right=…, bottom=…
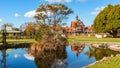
left=34, top=4, right=73, bottom=26
left=34, top=4, right=73, bottom=41
left=35, top=24, right=52, bottom=41
left=33, top=4, right=72, bottom=50
left=25, top=22, right=35, bottom=38
left=93, top=4, right=120, bottom=37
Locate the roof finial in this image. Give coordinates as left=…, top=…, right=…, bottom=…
left=76, top=14, right=78, bottom=20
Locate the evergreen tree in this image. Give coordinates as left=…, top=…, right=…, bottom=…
left=93, top=4, right=120, bottom=37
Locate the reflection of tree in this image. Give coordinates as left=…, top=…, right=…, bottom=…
left=27, top=45, right=67, bottom=68
left=85, top=46, right=119, bottom=60
left=0, top=49, right=7, bottom=68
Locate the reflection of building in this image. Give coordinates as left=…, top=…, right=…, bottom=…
left=71, top=45, right=85, bottom=58
left=63, top=15, right=85, bottom=35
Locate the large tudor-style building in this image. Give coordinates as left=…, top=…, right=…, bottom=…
left=63, top=15, right=85, bottom=35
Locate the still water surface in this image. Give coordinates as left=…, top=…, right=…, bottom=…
left=0, top=45, right=119, bottom=68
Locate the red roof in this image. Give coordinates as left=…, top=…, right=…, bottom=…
left=63, top=27, right=74, bottom=31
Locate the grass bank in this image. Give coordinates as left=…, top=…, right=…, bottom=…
left=0, top=39, right=35, bottom=46
left=0, top=35, right=119, bottom=44
left=86, top=55, right=120, bottom=68
left=0, top=35, right=120, bottom=43
left=68, top=35, right=120, bottom=44
left=6, top=39, right=35, bottom=43
left=7, top=39, right=35, bottom=43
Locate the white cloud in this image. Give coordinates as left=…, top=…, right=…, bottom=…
left=45, top=0, right=71, bottom=3
left=78, top=0, right=87, bottom=2
left=24, top=10, right=36, bottom=18
left=14, top=13, right=20, bottom=17
left=91, top=6, right=105, bottom=15
left=95, top=7, right=100, bottom=11
left=91, top=11, right=99, bottom=15
left=65, top=0, right=72, bottom=2
left=101, top=6, right=105, bottom=10
left=24, top=9, right=55, bottom=18
left=0, top=18, right=2, bottom=22
left=95, top=6, right=105, bottom=11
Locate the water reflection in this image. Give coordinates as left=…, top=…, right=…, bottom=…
left=66, top=45, right=94, bottom=68
left=85, top=46, right=119, bottom=60
left=27, top=45, right=67, bottom=68
left=0, top=49, right=7, bottom=68
left=26, top=43, right=86, bottom=68
left=71, top=45, right=85, bottom=58
left=0, top=43, right=31, bottom=68
left=0, top=43, right=119, bottom=68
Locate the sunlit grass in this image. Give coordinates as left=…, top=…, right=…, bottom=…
left=68, top=35, right=120, bottom=43
left=7, top=39, right=35, bottom=43
left=6, top=39, right=35, bottom=43
left=0, top=35, right=119, bottom=44
left=86, top=56, right=120, bottom=68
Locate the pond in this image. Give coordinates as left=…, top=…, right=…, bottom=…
left=0, top=44, right=119, bottom=68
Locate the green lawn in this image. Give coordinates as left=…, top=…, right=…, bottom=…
left=86, top=56, right=120, bottom=68
left=7, top=39, right=35, bottom=43
left=68, top=35, right=120, bottom=43
left=0, top=35, right=119, bottom=44
left=0, top=39, right=35, bottom=43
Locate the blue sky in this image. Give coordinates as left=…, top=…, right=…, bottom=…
left=0, top=0, right=120, bottom=28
